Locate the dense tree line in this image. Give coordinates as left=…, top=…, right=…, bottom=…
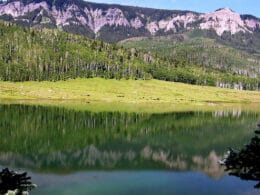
left=0, top=21, right=259, bottom=90
left=0, top=21, right=151, bottom=81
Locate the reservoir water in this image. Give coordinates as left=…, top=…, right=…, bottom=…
left=0, top=103, right=259, bottom=194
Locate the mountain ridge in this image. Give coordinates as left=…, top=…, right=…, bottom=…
left=0, top=0, right=260, bottom=42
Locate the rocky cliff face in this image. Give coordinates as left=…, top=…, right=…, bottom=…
left=0, top=0, right=259, bottom=42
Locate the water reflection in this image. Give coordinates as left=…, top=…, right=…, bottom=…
left=0, top=104, right=259, bottom=177
left=213, top=109, right=242, bottom=118
left=0, top=147, right=225, bottom=178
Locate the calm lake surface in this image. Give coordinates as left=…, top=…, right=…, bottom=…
left=0, top=103, right=259, bottom=194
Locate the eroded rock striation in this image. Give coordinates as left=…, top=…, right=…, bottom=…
left=0, top=0, right=259, bottom=42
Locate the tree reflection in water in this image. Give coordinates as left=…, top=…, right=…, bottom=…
left=0, top=168, right=36, bottom=194
left=220, top=126, right=260, bottom=188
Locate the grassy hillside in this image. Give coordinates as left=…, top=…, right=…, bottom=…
left=1, top=78, right=260, bottom=104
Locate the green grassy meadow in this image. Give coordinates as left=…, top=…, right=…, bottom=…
left=0, top=78, right=260, bottom=105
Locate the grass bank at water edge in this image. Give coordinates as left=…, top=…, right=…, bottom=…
left=0, top=78, right=260, bottom=104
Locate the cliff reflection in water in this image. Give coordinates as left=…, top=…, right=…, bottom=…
left=0, top=104, right=259, bottom=179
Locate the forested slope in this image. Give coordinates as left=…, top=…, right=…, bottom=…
left=0, top=21, right=259, bottom=90
left=0, top=21, right=152, bottom=81
left=121, top=34, right=260, bottom=90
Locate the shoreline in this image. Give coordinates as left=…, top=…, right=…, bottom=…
left=1, top=77, right=260, bottom=113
